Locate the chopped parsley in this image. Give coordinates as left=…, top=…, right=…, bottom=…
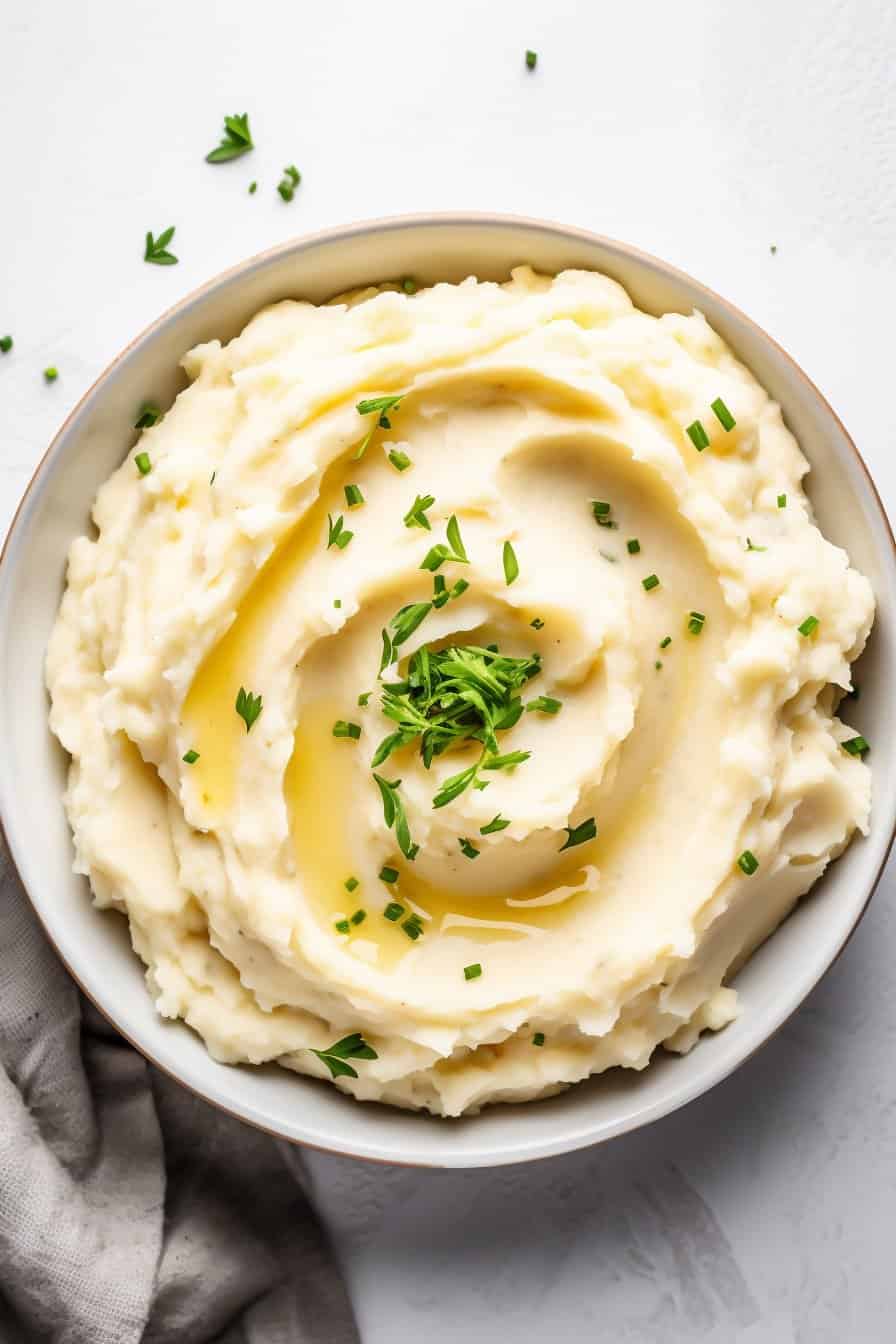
left=737, top=850, right=759, bottom=876
left=344, top=876, right=360, bottom=893
left=182, top=749, right=200, bottom=764
left=235, top=686, right=263, bottom=732
left=358, top=691, right=372, bottom=707
left=205, top=113, right=254, bottom=163
left=277, top=165, right=301, bottom=202
left=559, top=817, right=597, bottom=851
left=0, top=335, right=12, bottom=353
left=310, top=1031, right=378, bottom=1080
left=421, top=515, right=469, bottom=572
left=372, top=775, right=416, bottom=859
left=334, top=918, right=351, bottom=934
left=526, top=695, right=562, bottom=715
left=144, top=227, right=178, bottom=265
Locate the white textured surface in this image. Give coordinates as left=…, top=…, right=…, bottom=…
left=2, top=2, right=895, bottom=1339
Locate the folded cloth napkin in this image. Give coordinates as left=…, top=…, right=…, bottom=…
left=0, top=846, right=359, bottom=1344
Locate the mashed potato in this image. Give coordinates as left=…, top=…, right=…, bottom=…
left=46, top=268, right=873, bottom=1115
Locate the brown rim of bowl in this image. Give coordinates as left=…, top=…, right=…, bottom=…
left=1, top=211, right=895, bottom=1169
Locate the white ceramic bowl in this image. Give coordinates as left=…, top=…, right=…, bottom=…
left=2, top=215, right=894, bottom=1168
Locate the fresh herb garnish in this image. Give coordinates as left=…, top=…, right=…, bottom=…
left=358, top=691, right=372, bottom=707
left=388, top=448, right=411, bottom=472
left=404, top=494, right=435, bottom=531
left=402, top=277, right=417, bottom=294
left=459, top=838, right=480, bottom=859
left=379, top=601, right=434, bottom=672
left=355, top=394, right=403, bottom=459
left=627, top=538, right=640, bottom=554
left=421, top=515, right=469, bottom=572
left=350, top=908, right=366, bottom=926
left=379, top=865, right=399, bottom=884
left=737, top=850, right=759, bottom=875
left=344, top=876, right=360, bottom=892
left=310, top=1031, right=378, bottom=1080
left=182, top=749, right=200, bottom=764
left=333, top=720, right=361, bottom=740
left=277, top=164, right=301, bottom=202
left=591, top=501, right=617, bottom=530
left=135, top=402, right=162, bottom=429
left=503, top=540, right=520, bottom=585
left=248, top=181, right=257, bottom=194
left=842, top=735, right=869, bottom=756
left=659, top=635, right=672, bottom=649
left=327, top=514, right=353, bottom=550
left=798, top=616, right=819, bottom=638
left=642, top=574, right=660, bottom=592
left=746, top=538, right=766, bottom=552
left=401, top=913, right=424, bottom=940
left=559, top=817, right=597, bottom=851
left=480, top=813, right=511, bottom=834
left=383, top=901, right=404, bottom=921
left=43, top=366, right=58, bottom=382
left=531, top=617, right=544, bottom=630
left=464, top=962, right=482, bottom=980
left=334, top=918, right=351, bottom=934
left=144, top=227, right=178, bottom=266
left=777, top=493, right=787, bottom=508
left=532, top=1031, right=545, bottom=1046
left=687, top=611, right=705, bottom=635
left=205, top=113, right=254, bottom=163
left=235, top=686, right=263, bottom=732
left=135, top=451, right=152, bottom=476
left=526, top=695, right=562, bottom=715
left=372, top=776, right=415, bottom=859
left=0, top=336, right=12, bottom=353
left=711, top=397, right=736, bottom=431
left=686, top=420, right=709, bottom=452
left=344, top=484, right=365, bottom=508
left=525, top=49, right=537, bottom=69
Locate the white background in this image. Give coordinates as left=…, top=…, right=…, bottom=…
left=3, top=2, right=896, bottom=1340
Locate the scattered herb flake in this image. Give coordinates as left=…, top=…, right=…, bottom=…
left=642, top=573, right=660, bottom=592
left=711, top=397, right=736, bottom=432
left=182, top=749, right=200, bottom=764
left=737, top=849, right=759, bottom=875
left=388, top=448, right=412, bottom=472
left=205, top=113, right=254, bottom=163
left=459, top=838, right=480, bottom=860
left=464, top=962, right=482, bottom=980
left=144, top=227, right=178, bottom=266
left=798, top=615, right=819, bottom=638
left=235, top=686, right=263, bottom=732
left=503, top=540, right=520, bottom=585
left=686, top=419, right=710, bottom=452
left=135, top=451, right=152, bottom=475
left=310, top=1031, right=378, bottom=1080
left=559, top=817, right=597, bottom=851
left=404, top=493, right=435, bottom=531
left=842, top=735, right=869, bottom=756
left=480, top=813, right=511, bottom=834
left=333, top=720, right=361, bottom=740
left=135, top=402, right=162, bottom=429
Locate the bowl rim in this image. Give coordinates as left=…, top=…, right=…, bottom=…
left=2, top=210, right=895, bottom=1168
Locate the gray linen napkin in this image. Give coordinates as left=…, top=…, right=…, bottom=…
left=0, top=845, right=359, bottom=1344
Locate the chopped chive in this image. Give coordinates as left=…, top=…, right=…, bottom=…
left=334, top=598, right=342, bottom=608
left=842, top=735, right=869, bottom=756
left=421, top=544, right=450, bottom=572
left=711, top=397, right=736, bottom=431
left=327, top=514, right=353, bottom=550
left=526, top=696, right=562, bottom=715
left=404, top=493, right=435, bottom=531
left=277, top=166, right=301, bottom=201
left=464, top=962, right=482, bottom=980
left=525, top=49, right=537, bottom=69
left=798, top=616, right=819, bottom=638
left=388, top=448, right=412, bottom=472
left=503, top=540, right=520, bottom=585
left=333, top=720, right=361, bottom=739
left=334, top=918, right=351, bottom=934
left=687, top=611, right=705, bottom=635
left=746, top=538, right=767, bottom=552
left=591, top=500, right=617, bottom=530
left=344, top=876, right=360, bottom=893
left=135, top=452, right=152, bottom=475
left=357, top=394, right=403, bottom=417
left=659, top=635, right=671, bottom=649
left=401, top=914, right=424, bottom=940
left=655, top=660, right=663, bottom=670
left=770, top=244, right=778, bottom=254
left=235, top=687, right=263, bottom=732
left=450, top=578, right=470, bottom=600
left=43, top=366, right=58, bottom=383
left=144, top=226, right=178, bottom=265
left=531, top=617, right=544, bottom=630
left=777, top=493, right=787, bottom=508
left=358, top=691, right=371, bottom=707
left=432, top=574, right=449, bottom=608
left=480, top=813, right=511, bottom=834
left=182, top=749, right=200, bottom=764
left=559, top=817, right=597, bottom=851
left=532, top=1031, right=545, bottom=1046
left=0, top=335, right=12, bottom=353
left=686, top=419, right=710, bottom=451
left=402, top=277, right=417, bottom=294
left=379, top=865, right=399, bottom=884
left=248, top=181, right=257, bottom=194
left=737, top=849, right=759, bottom=875
left=350, top=908, right=367, bottom=926
left=642, top=573, right=660, bottom=592
left=446, top=515, right=468, bottom=562
left=344, top=483, right=364, bottom=508
left=627, top=538, right=640, bottom=554
left=383, top=901, right=404, bottom=921
left=205, top=112, right=253, bottom=163
left=459, top=838, right=480, bottom=860
left=134, top=402, right=162, bottom=429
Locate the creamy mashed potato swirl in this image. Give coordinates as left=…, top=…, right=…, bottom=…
left=47, top=268, right=873, bottom=1115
